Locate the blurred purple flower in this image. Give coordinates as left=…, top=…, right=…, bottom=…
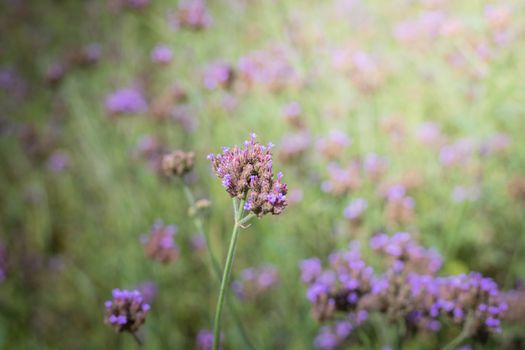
left=203, top=61, right=235, bottom=90
left=151, top=45, right=173, bottom=64
left=47, top=150, right=69, bottom=173
left=343, top=198, right=367, bottom=221
left=196, top=329, right=222, bottom=350
left=105, top=88, right=148, bottom=116
left=233, top=265, right=279, bottom=300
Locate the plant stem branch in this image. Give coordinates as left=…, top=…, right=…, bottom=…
left=131, top=332, right=142, bottom=346
left=441, top=329, right=469, bottom=350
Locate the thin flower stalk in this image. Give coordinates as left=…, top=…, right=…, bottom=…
left=213, top=198, right=254, bottom=350
left=180, top=182, right=255, bottom=350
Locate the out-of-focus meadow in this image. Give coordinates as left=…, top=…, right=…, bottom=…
left=1, top=0, right=525, bottom=349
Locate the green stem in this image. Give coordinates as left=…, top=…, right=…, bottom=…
left=238, top=213, right=256, bottom=226
left=213, top=198, right=245, bottom=350
left=131, top=332, right=142, bottom=346
left=395, top=321, right=405, bottom=350
left=181, top=185, right=255, bottom=350
left=441, top=329, right=470, bottom=350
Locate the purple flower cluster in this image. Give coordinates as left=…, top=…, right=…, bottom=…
left=141, top=220, right=179, bottom=264
left=151, top=45, right=173, bottom=65
left=237, top=45, right=300, bottom=91
left=170, top=0, right=212, bottom=31
left=383, top=184, right=415, bottom=225
left=208, top=133, right=288, bottom=217
left=132, top=135, right=167, bottom=175
left=370, top=232, right=441, bottom=274
left=196, top=329, right=223, bottom=350
left=416, top=121, right=443, bottom=147
left=394, top=11, right=458, bottom=45
left=316, top=130, right=351, bottom=160
left=203, top=61, right=235, bottom=90
left=105, top=88, right=148, bottom=116
left=321, top=152, right=392, bottom=197
left=278, top=131, right=311, bottom=163
left=47, top=150, right=69, bottom=173
left=405, top=273, right=508, bottom=333
left=331, top=48, right=385, bottom=94
left=104, top=289, right=150, bottom=333
left=301, top=243, right=373, bottom=323
left=232, top=265, right=279, bottom=300
left=321, top=162, right=361, bottom=196
left=439, top=138, right=476, bottom=167
left=301, top=233, right=507, bottom=349
left=362, top=153, right=388, bottom=180
left=281, top=101, right=305, bottom=129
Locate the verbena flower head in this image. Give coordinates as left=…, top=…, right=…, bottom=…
left=161, top=150, right=195, bottom=177
left=232, top=265, right=279, bottom=300
left=141, top=220, right=179, bottom=264
left=370, top=232, right=442, bottom=275
left=362, top=153, right=388, bottom=180
left=203, top=61, right=235, bottom=90
left=196, top=329, right=223, bottom=350
left=47, top=150, right=69, bottom=173
left=208, top=133, right=288, bottom=217
left=316, top=130, right=351, bottom=160
left=0, top=241, right=6, bottom=283
left=104, top=289, right=150, bottom=333
left=105, top=88, right=147, bottom=116
left=151, top=45, right=173, bottom=64
left=170, top=0, right=212, bottom=30
left=321, top=162, right=361, bottom=196
left=343, top=198, right=368, bottom=222
left=279, top=131, right=310, bottom=163
left=301, top=233, right=508, bottom=348
left=281, top=101, right=305, bottom=129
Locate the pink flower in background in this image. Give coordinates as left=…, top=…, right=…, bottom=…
left=151, top=45, right=173, bottom=64
left=317, top=130, right=351, bottom=160
left=203, top=61, right=235, bottom=90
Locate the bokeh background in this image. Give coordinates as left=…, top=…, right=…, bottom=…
left=1, top=0, right=525, bottom=349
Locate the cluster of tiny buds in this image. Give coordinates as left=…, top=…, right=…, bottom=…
left=141, top=220, right=179, bottom=264
left=208, top=133, right=288, bottom=217
left=104, top=289, right=150, bottom=333
left=161, top=150, right=195, bottom=177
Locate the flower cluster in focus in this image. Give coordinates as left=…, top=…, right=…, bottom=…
left=208, top=133, right=288, bottom=217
